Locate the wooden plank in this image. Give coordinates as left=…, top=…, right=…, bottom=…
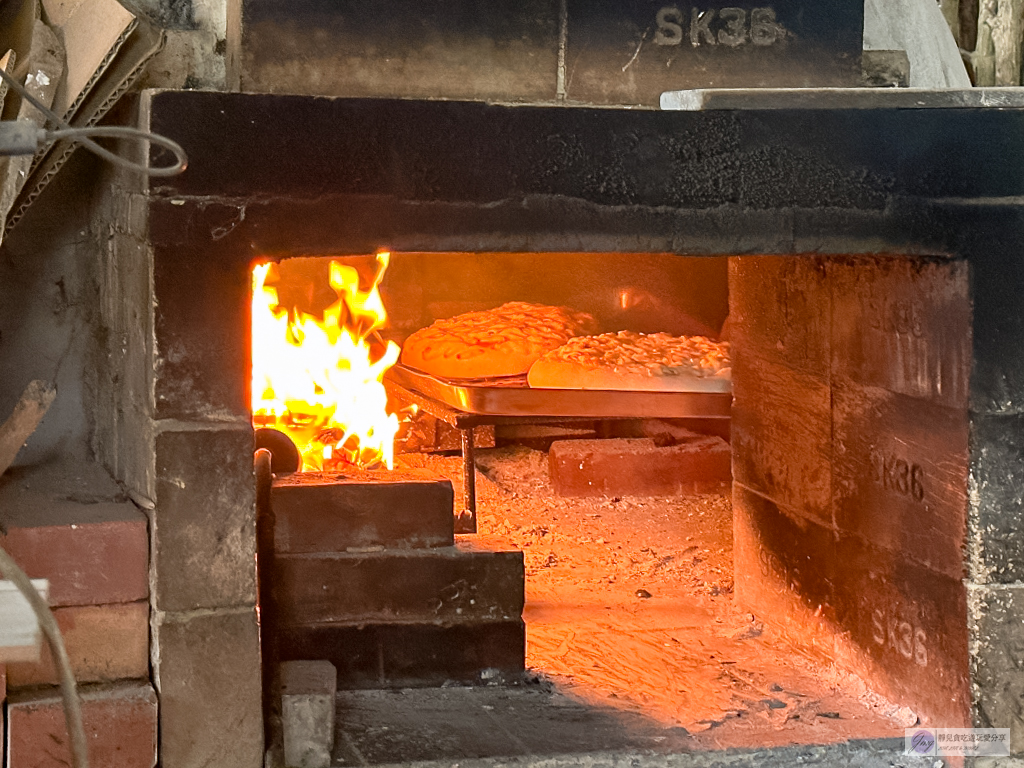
left=0, top=379, right=56, bottom=476
left=0, top=578, right=48, bottom=663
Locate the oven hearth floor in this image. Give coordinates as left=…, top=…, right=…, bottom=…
left=332, top=449, right=914, bottom=764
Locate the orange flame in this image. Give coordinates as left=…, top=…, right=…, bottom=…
left=251, top=254, right=401, bottom=471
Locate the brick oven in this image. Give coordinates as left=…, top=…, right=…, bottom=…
left=85, top=88, right=1024, bottom=765
left=0, top=1, right=1020, bottom=766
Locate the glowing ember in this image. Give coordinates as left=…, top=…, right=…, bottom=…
left=251, top=254, right=401, bottom=471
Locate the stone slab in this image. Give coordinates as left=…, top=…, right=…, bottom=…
left=280, top=620, right=525, bottom=689
left=271, top=471, right=455, bottom=553
left=274, top=543, right=524, bottom=625
left=6, top=601, right=149, bottom=688
left=333, top=685, right=697, bottom=764
left=153, top=608, right=263, bottom=768
left=281, top=660, right=336, bottom=768
left=662, top=86, right=1024, bottom=110
left=153, top=428, right=257, bottom=611
left=548, top=436, right=730, bottom=497
left=6, top=681, right=158, bottom=768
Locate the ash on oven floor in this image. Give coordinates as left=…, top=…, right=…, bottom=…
left=330, top=684, right=923, bottom=768
left=336, top=451, right=919, bottom=766
left=332, top=682, right=695, bottom=765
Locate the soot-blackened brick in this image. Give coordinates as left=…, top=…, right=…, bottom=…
left=548, top=436, right=730, bottom=497
left=154, top=428, right=256, bottom=612
left=832, top=533, right=970, bottom=727
left=241, top=0, right=559, bottom=102
left=150, top=200, right=253, bottom=423
left=969, top=412, right=1024, bottom=585
left=154, top=609, right=263, bottom=768
left=969, top=584, right=1024, bottom=753
left=274, top=543, right=524, bottom=625
left=271, top=471, right=454, bottom=553
left=280, top=620, right=526, bottom=689
left=832, top=381, right=968, bottom=580
left=565, top=0, right=863, bottom=105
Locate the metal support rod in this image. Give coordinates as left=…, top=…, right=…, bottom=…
left=456, top=428, right=477, bottom=533
left=254, top=448, right=279, bottom=756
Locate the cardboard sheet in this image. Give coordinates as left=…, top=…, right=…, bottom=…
left=41, top=0, right=136, bottom=120
left=0, top=18, right=63, bottom=247
left=5, top=20, right=163, bottom=237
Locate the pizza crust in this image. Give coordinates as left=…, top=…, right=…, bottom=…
left=527, top=331, right=731, bottom=392
left=400, top=302, right=598, bottom=380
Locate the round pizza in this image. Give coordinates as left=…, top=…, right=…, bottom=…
left=400, top=301, right=599, bottom=380
left=527, top=330, right=731, bottom=392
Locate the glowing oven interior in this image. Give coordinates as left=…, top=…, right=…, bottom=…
left=251, top=250, right=970, bottom=749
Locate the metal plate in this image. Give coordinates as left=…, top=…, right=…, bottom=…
left=386, top=365, right=731, bottom=419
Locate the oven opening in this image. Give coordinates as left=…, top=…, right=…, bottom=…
left=252, top=251, right=970, bottom=761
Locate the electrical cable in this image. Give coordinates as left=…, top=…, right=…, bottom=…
left=0, top=64, right=187, bottom=176
left=0, top=543, right=88, bottom=768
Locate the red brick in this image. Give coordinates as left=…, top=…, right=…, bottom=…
left=549, top=436, right=730, bottom=497
left=0, top=516, right=148, bottom=607
left=6, top=602, right=149, bottom=688
left=7, top=681, right=157, bottom=768
left=1, top=664, right=6, bottom=758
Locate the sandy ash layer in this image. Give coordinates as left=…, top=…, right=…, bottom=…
left=397, top=447, right=914, bottom=751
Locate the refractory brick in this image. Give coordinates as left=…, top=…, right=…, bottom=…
left=280, top=620, right=526, bottom=690
left=549, top=436, right=730, bottom=497
left=273, top=542, right=523, bottom=625
left=272, top=471, right=455, bottom=553
left=281, top=660, right=337, bottom=768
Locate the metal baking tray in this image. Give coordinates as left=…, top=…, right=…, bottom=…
left=386, top=365, right=732, bottom=419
